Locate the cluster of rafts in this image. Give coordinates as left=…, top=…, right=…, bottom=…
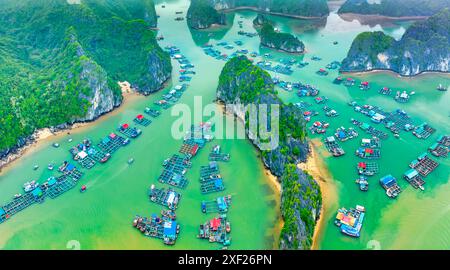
left=287, top=67, right=446, bottom=239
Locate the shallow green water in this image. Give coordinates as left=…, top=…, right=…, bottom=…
left=1, top=0, right=449, bottom=250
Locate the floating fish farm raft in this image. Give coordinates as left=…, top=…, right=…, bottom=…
left=403, top=169, right=426, bottom=191
left=133, top=114, right=152, bottom=126
left=409, top=153, right=439, bottom=177
left=200, top=162, right=225, bottom=194
left=413, top=123, right=436, bottom=139
left=380, top=175, right=401, bottom=198
left=148, top=185, right=181, bottom=210
left=324, top=136, right=345, bottom=157
left=361, top=137, right=381, bottom=148
left=355, top=147, right=381, bottom=160
left=158, top=154, right=190, bottom=189
left=357, top=162, right=379, bottom=176
left=334, top=205, right=365, bottom=238
left=379, top=87, right=392, bottom=95
left=355, top=176, right=369, bottom=191
left=117, top=124, right=142, bottom=138
left=198, top=214, right=231, bottom=246
left=144, top=107, right=161, bottom=118
left=97, top=133, right=129, bottom=154
left=132, top=214, right=179, bottom=245
left=69, top=139, right=112, bottom=169
left=309, top=121, right=329, bottom=134
left=429, top=135, right=449, bottom=157
left=429, top=142, right=449, bottom=157
left=335, top=127, right=358, bottom=142
left=0, top=162, right=83, bottom=223
left=353, top=121, right=389, bottom=140
left=208, top=145, right=230, bottom=162
left=201, top=195, right=232, bottom=214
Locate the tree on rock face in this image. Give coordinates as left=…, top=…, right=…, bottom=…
left=187, top=0, right=226, bottom=29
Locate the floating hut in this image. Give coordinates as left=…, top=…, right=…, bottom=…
left=198, top=214, right=231, bottom=246
left=324, top=136, right=345, bottom=157
left=148, top=185, right=181, bottom=210
left=132, top=214, right=180, bottom=245
left=208, top=145, right=230, bottom=162
left=409, top=153, right=439, bottom=177
left=201, top=195, right=232, bottom=214
left=133, top=114, right=152, bottom=126
left=403, top=169, right=425, bottom=191
left=379, top=175, right=401, bottom=198
left=355, top=176, right=369, bottom=191
left=355, top=147, right=381, bottom=159
left=334, top=205, right=365, bottom=238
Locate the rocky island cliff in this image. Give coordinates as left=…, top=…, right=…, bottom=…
left=187, top=0, right=227, bottom=29
left=340, top=9, right=450, bottom=76
left=256, top=20, right=305, bottom=53
left=210, top=0, right=329, bottom=18
left=338, top=0, right=450, bottom=17
left=217, top=56, right=321, bottom=249
left=0, top=0, right=171, bottom=160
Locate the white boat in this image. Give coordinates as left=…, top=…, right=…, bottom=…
left=33, top=165, right=39, bottom=170
left=128, top=158, right=134, bottom=165
left=47, top=164, right=54, bottom=171
left=23, top=181, right=38, bottom=193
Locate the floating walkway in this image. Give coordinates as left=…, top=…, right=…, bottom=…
left=200, top=162, right=225, bottom=194
left=201, top=195, right=232, bottom=214
left=148, top=185, right=181, bottom=210
left=324, top=136, right=345, bottom=157
left=198, top=214, right=231, bottom=246
left=132, top=214, right=179, bottom=245
left=334, top=205, right=365, bottom=238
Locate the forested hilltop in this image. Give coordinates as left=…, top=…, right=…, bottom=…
left=0, top=0, right=171, bottom=158
left=211, top=0, right=329, bottom=17
left=338, top=0, right=450, bottom=17
left=217, top=56, right=321, bottom=249
left=340, top=9, right=450, bottom=76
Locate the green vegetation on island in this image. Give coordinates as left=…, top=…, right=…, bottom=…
left=258, top=22, right=305, bottom=53
left=338, top=0, right=450, bottom=17
left=217, top=55, right=320, bottom=249
left=0, top=0, right=171, bottom=158
left=341, top=9, right=450, bottom=76
left=211, top=0, right=329, bottom=18
left=187, top=0, right=226, bottom=29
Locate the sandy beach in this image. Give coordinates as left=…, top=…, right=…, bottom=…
left=0, top=82, right=142, bottom=175
left=297, top=138, right=337, bottom=250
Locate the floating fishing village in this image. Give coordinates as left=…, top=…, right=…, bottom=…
left=0, top=0, right=449, bottom=251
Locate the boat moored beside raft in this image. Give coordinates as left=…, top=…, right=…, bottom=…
left=132, top=214, right=180, bottom=245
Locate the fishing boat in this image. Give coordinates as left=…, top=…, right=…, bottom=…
left=128, top=158, right=134, bottom=165
left=33, top=165, right=39, bottom=170
left=437, top=84, right=447, bottom=91
left=23, top=181, right=39, bottom=193
left=52, top=143, right=60, bottom=148
left=47, top=163, right=54, bottom=171
left=80, top=185, right=87, bottom=193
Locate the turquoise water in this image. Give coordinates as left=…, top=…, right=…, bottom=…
left=0, top=0, right=449, bottom=250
